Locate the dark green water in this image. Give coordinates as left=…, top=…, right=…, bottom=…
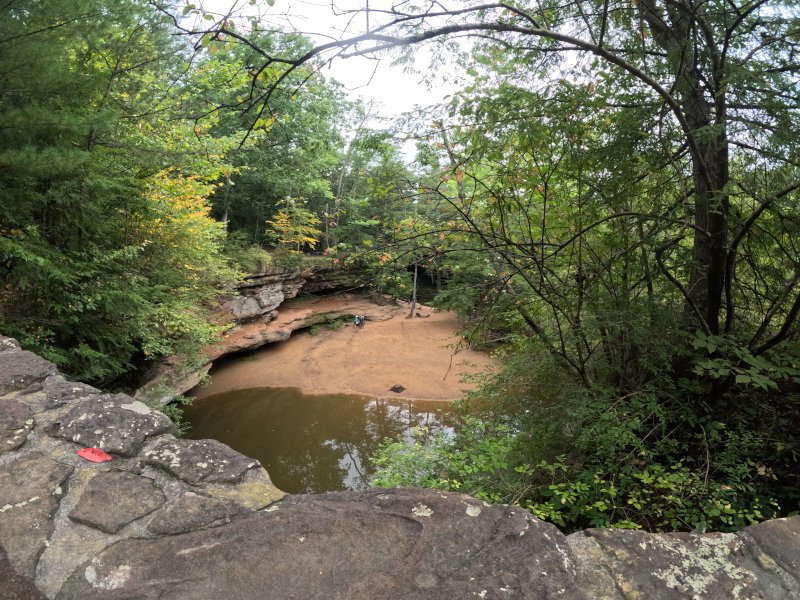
left=183, top=387, right=453, bottom=494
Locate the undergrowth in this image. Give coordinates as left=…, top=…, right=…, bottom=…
left=372, top=334, right=800, bottom=533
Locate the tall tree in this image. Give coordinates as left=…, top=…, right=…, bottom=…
left=211, top=0, right=799, bottom=347
left=212, top=0, right=800, bottom=528
left=0, top=0, right=238, bottom=382
left=151, top=8, right=351, bottom=247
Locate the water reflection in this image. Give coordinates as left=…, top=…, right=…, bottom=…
left=183, top=387, right=454, bottom=494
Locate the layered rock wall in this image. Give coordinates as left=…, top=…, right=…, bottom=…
left=222, top=270, right=308, bottom=323
left=134, top=266, right=362, bottom=405
left=2, top=336, right=800, bottom=599
left=223, top=265, right=362, bottom=323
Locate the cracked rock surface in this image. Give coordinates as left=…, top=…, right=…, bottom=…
left=0, top=335, right=285, bottom=598
left=143, top=437, right=260, bottom=484
left=68, top=471, right=166, bottom=534
left=0, top=400, right=34, bottom=455
left=0, top=350, right=58, bottom=395
left=43, top=394, right=177, bottom=457
left=146, top=491, right=245, bottom=535
left=1, top=545, right=46, bottom=600
left=0, top=453, right=73, bottom=578
left=567, top=526, right=800, bottom=599
left=57, top=488, right=587, bottom=600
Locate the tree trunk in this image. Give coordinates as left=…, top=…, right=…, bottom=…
left=407, top=264, right=418, bottom=319
left=688, top=141, right=729, bottom=334
left=639, top=0, right=730, bottom=333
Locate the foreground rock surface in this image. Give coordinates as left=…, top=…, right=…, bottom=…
left=0, top=335, right=286, bottom=599
left=57, top=488, right=585, bottom=600
left=567, top=523, right=800, bottom=599
left=0, top=546, right=46, bottom=600
left=1, top=335, right=800, bottom=599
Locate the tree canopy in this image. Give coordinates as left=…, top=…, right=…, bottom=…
left=0, top=0, right=352, bottom=383
left=2, top=0, right=799, bottom=532
left=220, top=0, right=800, bottom=530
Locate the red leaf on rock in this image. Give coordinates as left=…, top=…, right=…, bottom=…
left=77, top=447, right=113, bottom=463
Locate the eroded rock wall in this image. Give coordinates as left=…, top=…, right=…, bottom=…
left=1, top=336, right=799, bottom=599
left=221, top=265, right=362, bottom=323
left=134, top=266, right=361, bottom=405
left=222, top=270, right=308, bottom=323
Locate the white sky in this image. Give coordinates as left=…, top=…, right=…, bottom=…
left=283, top=1, right=459, bottom=119
left=203, top=0, right=461, bottom=121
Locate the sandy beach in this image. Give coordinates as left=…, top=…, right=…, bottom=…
left=193, top=295, right=496, bottom=401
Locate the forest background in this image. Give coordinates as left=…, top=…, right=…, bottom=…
left=1, top=0, right=799, bottom=533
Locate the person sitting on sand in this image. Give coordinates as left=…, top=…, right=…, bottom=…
left=354, top=315, right=365, bottom=328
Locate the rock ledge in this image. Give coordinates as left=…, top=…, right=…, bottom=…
left=1, top=335, right=799, bottom=600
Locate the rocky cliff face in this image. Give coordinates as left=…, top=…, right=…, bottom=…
left=134, top=266, right=360, bottom=405
left=221, top=270, right=308, bottom=323
left=222, top=264, right=363, bottom=323
left=2, top=335, right=800, bottom=599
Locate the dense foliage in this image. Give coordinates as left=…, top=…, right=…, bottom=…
left=0, top=1, right=355, bottom=384
left=2, top=0, right=799, bottom=532
left=254, top=0, right=800, bottom=532
left=0, top=0, right=236, bottom=381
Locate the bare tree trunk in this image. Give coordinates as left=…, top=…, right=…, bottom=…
left=406, top=264, right=418, bottom=319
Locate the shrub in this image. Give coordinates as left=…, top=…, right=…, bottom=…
left=372, top=406, right=782, bottom=532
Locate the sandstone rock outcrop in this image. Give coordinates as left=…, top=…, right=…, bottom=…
left=133, top=266, right=362, bottom=405
left=55, top=488, right=588, bottom=600
left=2, top=335, right=800, bottom=599
left=222, top=270, right=308, bottom=322
left=567, top=523, right=800, bottom=598
left=0, top=335, right=284, bottom=598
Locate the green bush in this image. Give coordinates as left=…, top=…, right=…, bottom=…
left=372, top=408, right=782, bottom=532
left=371, top=333, right=800, bottom=533
left=373, top=416, right=519, bottom=504
left=223, top=231, right=274, bottom=274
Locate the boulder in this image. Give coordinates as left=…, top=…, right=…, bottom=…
left=0, top=335, right=21, bottom=352
left=0, top=349, right=58, bottom=396
left=226, top=295, right=263, bottom=320
left=142, top=437, right=261, bottom=485
left=57, top=488, right=587, bottom=600
left=43, top=394, right=176, bottom=457
left=224, top=271, right=307, bottom=322
left=567, top=525, right=800, bottom=598
left=39, top=376, right=101, bottom=410
left=133, top=361, right=212, bottom=408
left=743, top=516, right=800, bottom=580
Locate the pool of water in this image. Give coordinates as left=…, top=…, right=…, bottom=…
left=183, top=387, right=454, bottom=494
